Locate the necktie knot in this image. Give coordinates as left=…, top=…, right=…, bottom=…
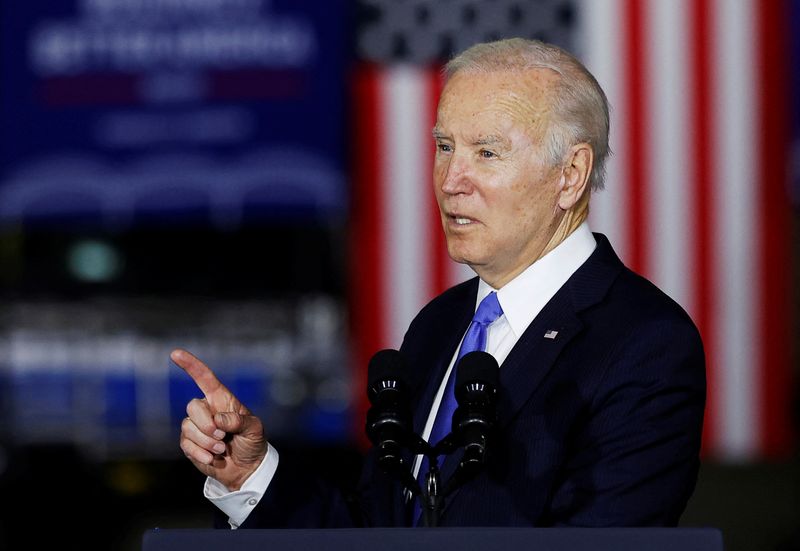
left=473, top=291, right=503, bottom=326
left=456, top=291, right=503, bottom=361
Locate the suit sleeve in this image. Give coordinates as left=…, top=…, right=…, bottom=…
left=546, top=317, right=706, bottom=526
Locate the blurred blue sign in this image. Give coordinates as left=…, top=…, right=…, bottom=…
left=0, top=0, right=348, bottom=227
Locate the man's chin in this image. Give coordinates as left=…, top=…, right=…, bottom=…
left=446, top=248, right=484, bottom=271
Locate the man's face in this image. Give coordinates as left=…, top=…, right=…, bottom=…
left=433, top=69, right=566, bottom=288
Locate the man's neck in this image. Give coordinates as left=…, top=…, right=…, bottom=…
left=473, top=191, right=591, bottom=289
left=539, top=189, right=590, bottom=260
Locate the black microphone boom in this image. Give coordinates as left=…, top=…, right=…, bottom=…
left=445, top=350, right=500, bottom=495
left=365, top=349, right=427, bottom=494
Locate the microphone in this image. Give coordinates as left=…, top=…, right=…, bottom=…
left=365, top=349, right=425, bottom=491
left=445, top=350, right=499, bottom=493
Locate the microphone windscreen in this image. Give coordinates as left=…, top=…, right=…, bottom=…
left=455, top=351, right=499, bottom=388
left=367, top=349, right=409, bottom=387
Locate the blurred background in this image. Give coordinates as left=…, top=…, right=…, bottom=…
left=0, top=0, right=797, bottom=549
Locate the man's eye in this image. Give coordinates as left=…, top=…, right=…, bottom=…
left=437, top=143, right=452, bottom=153
left=480, top=149, right=496, bottom=159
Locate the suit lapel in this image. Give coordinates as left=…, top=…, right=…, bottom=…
left=496, top=298, right=583, bottom=427
left=495, top=233, right=623, bottom=427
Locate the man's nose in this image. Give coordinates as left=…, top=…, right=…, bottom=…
left=439, top=155, right=473, bottom=195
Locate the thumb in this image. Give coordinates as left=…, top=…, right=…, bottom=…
left=214, top=411, right=245, bottom=433
left=214, top=411, right=263, bottom=439
left=214, top=411, right=264, bottom=438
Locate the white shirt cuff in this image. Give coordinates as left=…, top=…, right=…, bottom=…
left=203, top=443, right=279, bottom=529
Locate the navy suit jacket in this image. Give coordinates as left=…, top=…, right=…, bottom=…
left=236, top=233, right=706, bottom=528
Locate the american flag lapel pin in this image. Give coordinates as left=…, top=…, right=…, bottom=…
left=544, top=330, right=558, bottom=340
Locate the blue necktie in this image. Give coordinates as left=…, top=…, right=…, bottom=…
left=413, top=291, right=503, bottom=525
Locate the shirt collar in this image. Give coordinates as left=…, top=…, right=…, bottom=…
left=476, top=222, right=597, bottom=338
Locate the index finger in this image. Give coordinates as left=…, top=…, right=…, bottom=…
left=171, top=348, right=225, bottom=398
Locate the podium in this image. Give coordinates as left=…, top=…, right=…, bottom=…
left=142, top=527, right=724, bottom=551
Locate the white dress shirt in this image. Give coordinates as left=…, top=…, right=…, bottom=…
left=205, top=222, right=597, bottom=528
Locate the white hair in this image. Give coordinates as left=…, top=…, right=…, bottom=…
left=445, top=38, right=611, bottom=191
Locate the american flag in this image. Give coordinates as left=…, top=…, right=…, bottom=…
left=349, top=0, right=794, bottom=461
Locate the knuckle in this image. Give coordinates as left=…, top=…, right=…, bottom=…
left=188, top=397, right=208, bottom=411
left=186, top=398, right=201, bottom=416
left=201, top=421, right=218, bottom=436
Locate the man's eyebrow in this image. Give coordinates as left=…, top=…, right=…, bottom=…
left=431, top=130, right=510, bottom=149
left=474, top=135, right=508, bottom=147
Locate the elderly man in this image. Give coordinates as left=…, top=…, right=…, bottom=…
left=174, top=38, right=705, bottom=528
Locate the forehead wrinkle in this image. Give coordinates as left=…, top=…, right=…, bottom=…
left=493, top=92, right=550, bottom=143
left=436, top=70, right=555, bottom=147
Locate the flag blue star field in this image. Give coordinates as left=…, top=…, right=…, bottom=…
left=349, top=0, right=795, bottom=462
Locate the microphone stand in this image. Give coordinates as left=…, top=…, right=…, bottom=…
left=419, top=433, right=460, bottom=527
left=421, top=453, right=442, bottom=527
left=378, top=426, right=489, bottom=527
left=418, top=415, right=493, bottom=525
left=374, top=431, right=429, bottom=502
left=378, top=435, right=448, bottom=527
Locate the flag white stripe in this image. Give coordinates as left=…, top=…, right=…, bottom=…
left=581, top=0, right=630, bottom=263
left=713, top=0, right=759, bottom=459
left=646, top=0, right=694, bottom=314
left=383, top=66, right=430, bottom=349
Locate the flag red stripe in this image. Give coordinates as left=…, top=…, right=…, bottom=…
left=350, top=64, right=386, bottom=447
left=756, top=0, right=794, bottom=457
left=623, top=0, right=647, bottom=275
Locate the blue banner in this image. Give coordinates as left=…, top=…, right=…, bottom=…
left=0, top=0, right=348, bottom=228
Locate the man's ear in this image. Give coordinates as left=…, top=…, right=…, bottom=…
left=558, top=143, right=593, bottom=211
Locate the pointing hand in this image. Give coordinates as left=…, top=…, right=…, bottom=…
left=172, top=348, right=267, bottom=491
